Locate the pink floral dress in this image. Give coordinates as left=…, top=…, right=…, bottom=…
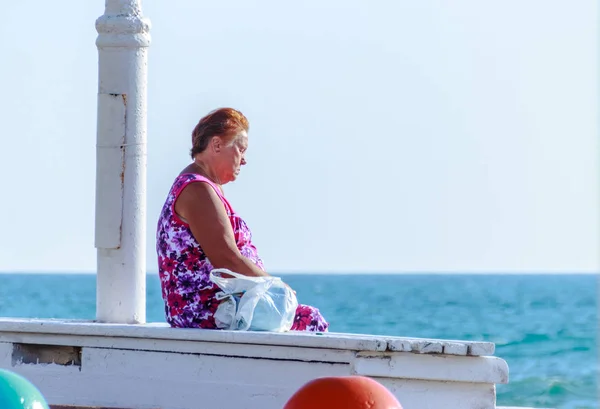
left=156, top=173, right=329, bottom=332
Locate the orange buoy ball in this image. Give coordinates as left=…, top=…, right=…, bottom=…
left=284, top=376, right=402, bottom=409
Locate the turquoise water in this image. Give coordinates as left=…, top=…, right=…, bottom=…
left=0, top=273, right=596, bottom=408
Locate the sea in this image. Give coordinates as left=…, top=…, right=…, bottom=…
left=0, top=273, right=596, bottom=409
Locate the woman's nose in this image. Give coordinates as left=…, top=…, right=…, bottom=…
left=241, top=157, right=247, bottom=165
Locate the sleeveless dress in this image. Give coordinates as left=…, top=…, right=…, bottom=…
left=156, top=173, right=329, bottom=332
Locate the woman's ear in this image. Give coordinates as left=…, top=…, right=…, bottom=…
left=211, top=136, right=221, bottom=153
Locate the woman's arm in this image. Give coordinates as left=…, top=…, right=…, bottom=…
left=175, top=182, right=269, bottom=277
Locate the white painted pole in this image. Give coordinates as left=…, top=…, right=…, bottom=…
left=94, top=0, right=151, bottom=324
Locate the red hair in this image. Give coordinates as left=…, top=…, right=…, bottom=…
left=190, top=108, right=249, bottom=158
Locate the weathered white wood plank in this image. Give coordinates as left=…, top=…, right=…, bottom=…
left=410, top=340, right=444, bottom=354
left=3, top=344, right=506, bottom=409
left=377, top=378, right=497, bottom=409
left=0, top=338, right=508, bottom=387
left=0, top=319, right=497, bottom=356
left=9, top=347, right=349, bottom=409
left=468, top=342, right=495, bottom=356
left=0, top=319, right=386, bottom=352
left=0, top=317, right=509, bottom=409
left=442, top=341, right=469, bottom=355
left=391, top=337, right=492, bottom=356
left=386, top=338, right=470, bottom=355
left=362, top=336, right=484, bottom=356
left=0, top=332, right=356, bottom=364
left=353, top=352, right=509, bottom=384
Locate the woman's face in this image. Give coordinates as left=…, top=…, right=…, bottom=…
left=217, top=130, right=248, bottom=183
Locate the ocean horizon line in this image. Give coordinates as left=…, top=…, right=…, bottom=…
left=0, top=270, right=597, bottom=276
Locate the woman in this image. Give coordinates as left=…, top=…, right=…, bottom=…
left=156, top=107, right=329, bottom=332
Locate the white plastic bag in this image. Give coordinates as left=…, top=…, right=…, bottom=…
left=209, top=269, right=298, bottom=332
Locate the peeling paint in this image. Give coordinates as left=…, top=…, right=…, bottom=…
left=12, top=343, right=81, bottom=367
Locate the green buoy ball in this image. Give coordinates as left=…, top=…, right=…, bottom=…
left=0, top=369, right=49, bottom=409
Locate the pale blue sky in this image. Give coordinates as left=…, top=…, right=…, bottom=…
left=0, top=1, right=597, bottom=273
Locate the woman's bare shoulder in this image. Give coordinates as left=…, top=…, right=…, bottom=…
left=179, top=164, right=197, bottom=175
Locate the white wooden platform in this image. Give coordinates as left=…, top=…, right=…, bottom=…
left=0, top=318, right=509, bottom=409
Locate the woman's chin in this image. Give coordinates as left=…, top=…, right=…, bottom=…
left=226, top=173, right=239, bottom=183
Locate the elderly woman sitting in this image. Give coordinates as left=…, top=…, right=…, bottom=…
left=156, top=108, right=329, bottom=332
